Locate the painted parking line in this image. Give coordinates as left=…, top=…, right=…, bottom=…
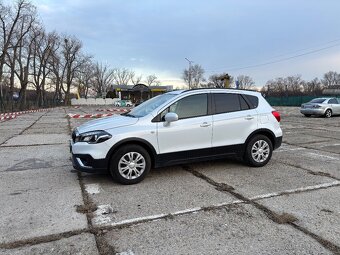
left=92, top=181, right=340, bottom=228
left=306, top=152, right=339, bottom=161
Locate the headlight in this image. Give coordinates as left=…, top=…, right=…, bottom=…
left=75, top=130, right=112, bottom=144
left=313, top=105, right=321, bottom=108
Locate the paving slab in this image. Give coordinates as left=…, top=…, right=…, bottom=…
left=82, top=167, right=236, bottom=227
left=259, top=186, right=340, bottom=247
left=0, top=167, right=87, bottom=243
left=1, top=134, right=69, bottom=146
left=0, top=144, right=70, bottom=172
left=274, top=145, right=340, bottom=178
left=103, top=203, right=330, bottom=255
left=192, top=160, right=334, bottom=197
left=36, top=117, right=68, bottom=125
left=22, top=126, right=68, bottom=134
left=0, top=233, right=99, bottom=255
left=300, top=141, right=340, bottom=154
left=282, top=133, right=332, bottom=145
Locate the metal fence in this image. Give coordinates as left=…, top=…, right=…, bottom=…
left=265, top=95, right=340, bottom=106
left=0, top=100, right=59, bottom=113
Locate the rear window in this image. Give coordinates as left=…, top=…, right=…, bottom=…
left=244, top=95, right=259, bottom=109
left=309, top=98, right=326, bottom=103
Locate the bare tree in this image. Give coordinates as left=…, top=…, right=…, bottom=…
left=285, top=75, right=303, bottom=95
left=0, top=0, right=36, bottom=110
left=208, top=73, right=234, bottom=88
left=93, top=62, right=115, bottom=97
left=183, top=64, right=205, bottom=88
left=236, top=75, right=254, bottom=89
left=145, top=74, right=160, bottom=86
left=31, top=30, right=59, bottom=107
left=112, top=68, right=133, bottom=86
left=302, top=78, right=323, bottom=96
left=60, top=35, right=88, bottom=105
left=322, top=71, right=340, bottom=87
left=131, top=72, right=143, bottom=85
left=75, top=59, right=95, bottom=98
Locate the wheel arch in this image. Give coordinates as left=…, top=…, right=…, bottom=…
left=245, top=129, right=277, bottom=150
left=105, top=138, right=157, bottom=168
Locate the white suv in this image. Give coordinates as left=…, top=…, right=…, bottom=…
left=70, top=89, right=282, bottom=184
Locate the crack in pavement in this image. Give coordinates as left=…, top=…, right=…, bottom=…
left=0, top=111, right=49, bottom=147
left=182, top=165, right=340, bottom=255
left=283, top=141, right=340, bottom=155
left=65, top=107, right=116, bottom=255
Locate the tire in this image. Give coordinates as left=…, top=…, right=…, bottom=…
left=244, top=135, right=273, bottom=167
left=109, top=144, right=151, bottom=185
left=324, top=109, right=332, bottom=118
left=304, top=114, right=311, bottom=117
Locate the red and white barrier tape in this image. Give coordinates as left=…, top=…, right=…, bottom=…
left=67, top=113, right=116, bottom=118
left=96, top=108, right=129, bottom=112
left=0, top=115, right=17, bottom=121
left=0, top=109, right=48, bottom=117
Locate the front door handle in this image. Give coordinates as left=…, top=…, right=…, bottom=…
left=245, top=115, right=254, bottom=120
left=200, top=122, right=211, bottom=127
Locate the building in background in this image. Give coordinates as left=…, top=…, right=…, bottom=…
left=113, top=84, right=173, bottom=102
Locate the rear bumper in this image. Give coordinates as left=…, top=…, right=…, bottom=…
left=274, top=136, right=282, bottom=150
left=300, top=108, right=325, bottom=115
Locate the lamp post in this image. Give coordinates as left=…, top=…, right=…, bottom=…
left=185, top=58, right=193, bottom=89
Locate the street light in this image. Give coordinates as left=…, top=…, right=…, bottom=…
left=185, top=58, right=193, bottom=89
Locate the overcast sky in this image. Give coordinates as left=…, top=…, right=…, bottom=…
left=30, top=0, right=340, bottom=88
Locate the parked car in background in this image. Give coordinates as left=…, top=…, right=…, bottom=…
left=70, top=88, right=282, bottom=185
left=300, top=97, right=340, bottom=118
left=114, top=100, right=133, bottom=107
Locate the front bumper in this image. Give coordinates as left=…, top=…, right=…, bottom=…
left=300, top=108, right=325, bottom=115
left=70, top=140, right=108, bottom=173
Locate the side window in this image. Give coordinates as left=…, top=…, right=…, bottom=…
left=329, top=98, right=338, bottom=104
left=162, top=94, right=208, bottom=120
left=214, top=93, right=241, bottom=114
left=239, top=95, right=250, bottom=110
left=244, top=95, right=259, bottom=109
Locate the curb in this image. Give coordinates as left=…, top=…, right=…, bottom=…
left=67, top=113, right=116, bottom=119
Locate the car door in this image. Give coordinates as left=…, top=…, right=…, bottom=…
left=157, top=93, right=213, bottom=154
left=211, top=93, right=258, bottom=147
left=329, top=98, right=340, bottom=114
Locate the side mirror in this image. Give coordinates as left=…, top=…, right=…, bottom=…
left=164, top=112, right=178, bottom=123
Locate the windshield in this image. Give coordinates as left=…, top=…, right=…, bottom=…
left=309, top=98, right=326, bottom=103
left=127, top=93, right=176, bottom=117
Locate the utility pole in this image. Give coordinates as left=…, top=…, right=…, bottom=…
left=185, top=58, right=193, bottom=89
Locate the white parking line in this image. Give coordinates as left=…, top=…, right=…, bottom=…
left=306, top=152, right=339, bottom=161
left=93, top=181, right=340, bottom=227
left=320, top=143, right=340, bottom=148
left=250, top=181, right=340, bottom=200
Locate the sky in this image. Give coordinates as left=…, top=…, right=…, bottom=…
left=29, top=0, right=340, bottom=88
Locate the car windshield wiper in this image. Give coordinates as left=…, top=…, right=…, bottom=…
left=122, top=113, right=137, bottom=118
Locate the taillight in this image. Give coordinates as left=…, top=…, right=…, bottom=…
left=272, top=111, right=281, bottom=122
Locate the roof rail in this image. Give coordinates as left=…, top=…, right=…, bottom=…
left=181, top=88, right=258, bottom=93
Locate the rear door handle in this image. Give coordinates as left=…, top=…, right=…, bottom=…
left=200, top=122, right=211, bottom=127
left=245, top=115, right=254, bottom=120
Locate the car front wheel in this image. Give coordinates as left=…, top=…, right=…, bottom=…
left=244, top=135, right=273, bottom=167
left=304, top=114, right=311, bottom=117
left=110, top=145, right=151, bottom=185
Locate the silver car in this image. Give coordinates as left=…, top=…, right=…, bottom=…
left=300, top=97, right=340, bottom=118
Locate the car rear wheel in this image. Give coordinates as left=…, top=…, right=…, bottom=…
left=304, top=114, right=311, bottom=117
left=110, top=145, right=151, bottom=185
left=244, top=135, right=273, bottom=167
left=325, top=109, right=332, bottom=118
